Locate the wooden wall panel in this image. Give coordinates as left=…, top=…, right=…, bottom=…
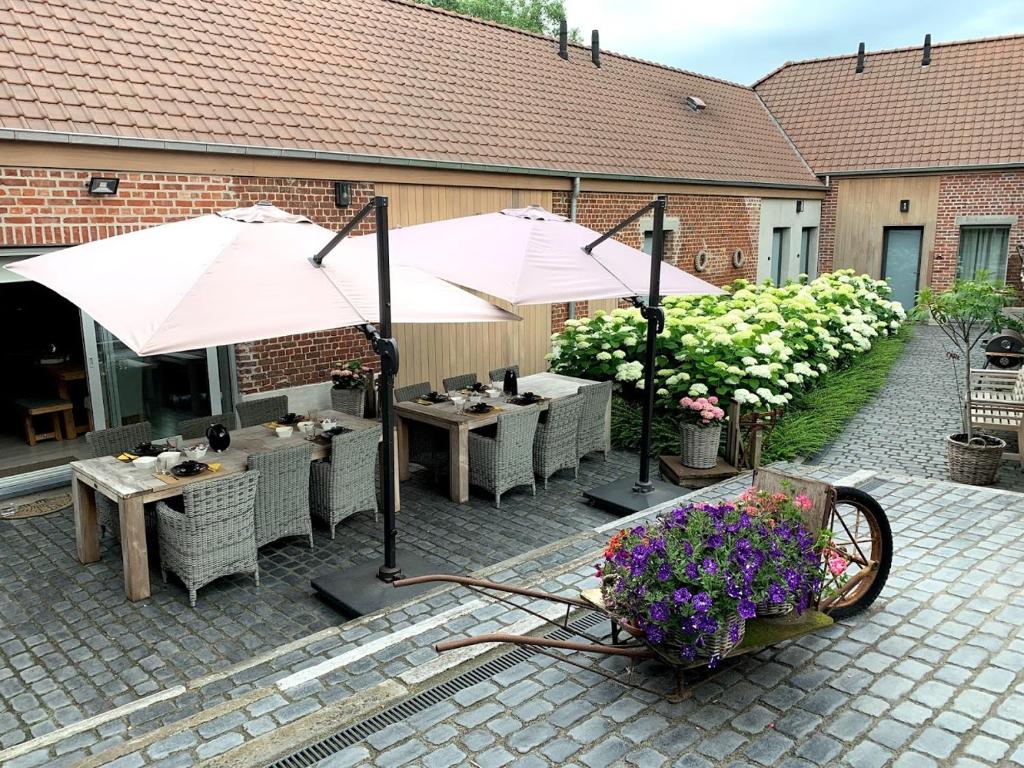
left=380, top=183, right=554, bottom=388
left=833, top=176, right=940, bottom=286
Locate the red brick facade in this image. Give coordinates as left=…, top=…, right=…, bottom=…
left=817, top=185, right=838, bottom=275
left=0, top=166, right=376, bottom=393
left=933, top=170, right=1024, bottom=293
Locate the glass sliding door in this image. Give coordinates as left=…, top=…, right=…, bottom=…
left=86, top=319, right=226, bottom=437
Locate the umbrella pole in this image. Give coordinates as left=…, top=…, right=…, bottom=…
left=583, top=195, right=683, bottom=515
left=311, top=196, right=438, bottom=616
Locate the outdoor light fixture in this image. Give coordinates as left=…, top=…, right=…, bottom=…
left=900, top=199, right=911, bottom=213
left=796, top=200, right=804, bottom=213
left=88, top=177, right=119, bottom=195
left=333, top=182, right=351, bottom=208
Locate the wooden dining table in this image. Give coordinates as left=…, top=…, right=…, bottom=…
left=70, top=410, right=398, bottom=602
left=394, top=372, right=609, bottom=503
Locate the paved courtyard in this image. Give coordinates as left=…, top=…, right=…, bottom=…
left=813, top=324, right=1024, bottom=492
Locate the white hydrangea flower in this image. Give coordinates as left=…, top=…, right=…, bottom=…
left=615, top=361, right=644, bottom=382
left=688, top=383, right=708, bottom=396
left=612, top=350, right=627, bottom=359
left=596, top=351, right=612, bottom=361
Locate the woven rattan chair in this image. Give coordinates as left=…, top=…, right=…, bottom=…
left=488, top=365, right=520, bottom=383
left=577, top=381, right=612, bottom=461
left=310, top=425, right=381, bottom=538
left=236, top=395, right=289, bottom=428
left=249, top=442, right=314, bottom=549
left=533, top=393, right=583, bottom=488
left=177, top=413, right=237, bottom=440
left=442, top=372, right=478, bottom=392
left=394, top=381, right=446, bottom=477
left=85, top=422, right=153, bottom=538
left=469, top=406, right=540, bottom=508
left=156, top=471, right=261, bottom=607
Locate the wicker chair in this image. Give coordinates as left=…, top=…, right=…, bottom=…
left=156, top=471, right=261, bottom=607
left=394, top=382, right=446, bottom=477
left=469, top=406, right=540, bottom=508
left=488, top=365, right=520, bottom=384
left=533, top=393, right=583, bottom=488
left=249, top=442, right=314, bottom=549
left=85, top=422, right=152, bottom=538
left=577, top=381, right=612, bottom=461
left=178, top=413, right=237, bottom=440
left=236, top=395, right=289, bottom=428
left=442, top=372, right=478, bottom=392
left=310, top=425, right=381, bottom=538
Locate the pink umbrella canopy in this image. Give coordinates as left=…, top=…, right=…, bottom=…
left=334, top=204, right=724, bottom=304
left=5, top=204, right=519, bottom=356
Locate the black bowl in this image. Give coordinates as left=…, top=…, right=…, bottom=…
left=171, top=460, right=207, bottom=477
left=467, top=403, right=493, bottom=414
left=278, top=413, right=300, bottom=425
left=131, top=442, right=163, bottom=457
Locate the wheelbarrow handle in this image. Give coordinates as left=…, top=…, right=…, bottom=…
left=392, top=574, right=592, bottom=608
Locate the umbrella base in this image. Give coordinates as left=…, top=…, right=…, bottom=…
left=311, top=552, right=440, bottom=618
left=583, top=476, right=686, bottom=516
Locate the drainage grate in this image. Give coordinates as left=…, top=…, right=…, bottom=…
left=267, top=611, right=608, bottom=768
left=853, top=477, right=886, bottom=494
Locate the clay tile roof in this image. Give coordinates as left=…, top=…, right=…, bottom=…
left=0, top=0, right=820, bottom=188
left=754, top=34, right=1024, bottom=174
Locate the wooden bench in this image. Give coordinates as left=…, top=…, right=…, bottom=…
left=14, top=398, right=75, bottom=446
left=969, top=368, right=1024, bottom=467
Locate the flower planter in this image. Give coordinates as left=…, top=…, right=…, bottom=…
left=947, top=433, right=1004, bottom=485
left=696, top=616, right=745, bottom=658
left=680, top=423, right=721, bottom=469
left=755, top=600, right=793, bottom=618
left=331, top=386, right=366, bottom=418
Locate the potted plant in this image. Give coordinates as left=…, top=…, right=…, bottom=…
left=678, top=394, right=726, bottom=469
left=916, top=278, right=1016, bottom=485
left=329, top=360, right=371, bottom=417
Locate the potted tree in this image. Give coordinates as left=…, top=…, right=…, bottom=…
left=917, top=278, right=1017, bottom=485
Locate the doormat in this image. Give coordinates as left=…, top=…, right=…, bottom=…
left=0, top=456, right=76, bottom=479
left=0, top=493, right=73, bottom=520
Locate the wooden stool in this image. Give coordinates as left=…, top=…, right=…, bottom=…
left=14, top=398, right=75, bottom=446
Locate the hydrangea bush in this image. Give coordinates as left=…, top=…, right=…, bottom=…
left=549, top=271, right=905, bottom=412
left=600, top=491, right=826, bottom=666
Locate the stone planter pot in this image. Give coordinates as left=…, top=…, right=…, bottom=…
left=331, top=386, right=366, bottom=418
left=947, top=433, right=1004, bottom=485
left=680, top=423, right=722, bottom=469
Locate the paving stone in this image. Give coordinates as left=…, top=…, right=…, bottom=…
left=911, top=727, right=960, bottom=760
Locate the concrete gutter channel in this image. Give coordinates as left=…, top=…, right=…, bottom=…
left=4, top=466, right=907, bottom=767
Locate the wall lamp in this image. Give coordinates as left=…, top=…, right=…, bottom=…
left=899, top=199, right=911, bottom=213
left=88, top=177, right=119, bottom=195
left=334, top=182, right=352, bottom=208
left=795, top=200, right=804, bottom=213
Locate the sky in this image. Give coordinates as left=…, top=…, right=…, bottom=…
left=561, top=0, right=1024, bottom=84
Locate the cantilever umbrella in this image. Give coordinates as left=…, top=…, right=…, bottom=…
left=6, top=201, right=519, bottom=615
left=334, top=201, right=724, bottom=515
left=5, top=203, right=518, bottom=356
left=337, top=204, right=721, bottom=304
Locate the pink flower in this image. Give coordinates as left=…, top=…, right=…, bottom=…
left=708, top=396, right=719, bottom=405
left=680, top=397, right=692, bottom=407
left=828, top=554, right=848, bottom=576
left=793, top=494, right=812, bottom=511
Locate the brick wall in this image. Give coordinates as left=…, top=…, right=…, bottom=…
left=549, top=189, right=761, bottom=330
left=0, top=166, right=376, bottom=393
left=933, top=170, right=1024, bottom=293
left=817, top=184, right=837, bottom=274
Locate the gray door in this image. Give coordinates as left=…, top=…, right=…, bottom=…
left=771, top=227, right=788, bottom=285
left=882, top=227, right=923, bottom=311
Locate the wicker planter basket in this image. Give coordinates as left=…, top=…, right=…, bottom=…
left=697, top=615, right=745, bottom=658
left=947, top=433, right=1004, bottom=485
left=680, top=423, right=721, bottom=469
left=331, top=386, right=366, bottom=418
left=755, top=600, right=794, bottom=618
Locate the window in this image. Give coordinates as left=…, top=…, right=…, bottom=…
left=957, top=226, right=1010, bottom=281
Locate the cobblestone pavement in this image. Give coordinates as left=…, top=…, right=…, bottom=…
left=307, top=470, right=1024, bottom=768
left=7, top=463, right=1021, bottom=767
left=0, top=450, right=637, bottom=762
left=813, top=324, right=1024, bottom=492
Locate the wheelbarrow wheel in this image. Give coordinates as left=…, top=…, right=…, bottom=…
left=822, top=487, right=892, bottom=621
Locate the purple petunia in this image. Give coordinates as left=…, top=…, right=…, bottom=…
left=768, top=582, right=787, bottom=604
left=645, top=625, right=665, bottom=644
left=657, top=562, right=672, bottom=582
left=706, top=534, right=724, bottom=550
left=649, top=600, right=670, bottom=623
left=728, top=622, right=741, bottom=643
left=695, top=614, right=718, bottom=634
left=701, top=558, right=719, bottom=575
left=692, top=592, right=712, bottom=613
left=685, top=562, right=699, bottom=580
left=683, top=541, right=694, bottom=557
left=737, top=599, right=757, bottom=619
left=673, top=587, right=692, bottom=605
left=679, top=645, right=697, bottom=662
left=784, top=568, right=801, bottom=591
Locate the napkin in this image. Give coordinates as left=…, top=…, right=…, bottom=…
left=117, top=452, right=139, bottom=462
